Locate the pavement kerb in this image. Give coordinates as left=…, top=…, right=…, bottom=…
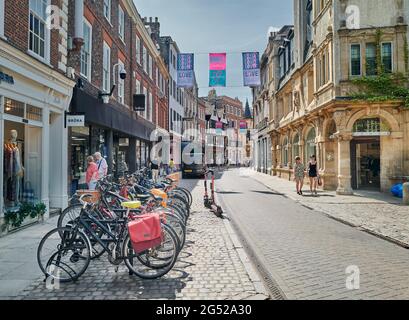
left=205, top=183, right=269, bottom=300
left=251, top=172, right=409, bottom=250
left=212, top=185, right=292, bottom=300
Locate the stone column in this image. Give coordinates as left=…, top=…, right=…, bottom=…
left=336, top=133, right=353, bottom=195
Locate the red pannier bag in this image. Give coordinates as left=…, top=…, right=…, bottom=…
left=128, top=214, right=163, bottom=254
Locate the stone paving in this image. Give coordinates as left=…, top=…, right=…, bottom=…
left=246, top=170, right=409, bottom=247
left=2, top=179, right=268, bottom=300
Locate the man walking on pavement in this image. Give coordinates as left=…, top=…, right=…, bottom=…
left=94, top=152, right=108, bottom=179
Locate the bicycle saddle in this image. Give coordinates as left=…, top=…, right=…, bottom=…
left=121, top=201, right=142, bottom=209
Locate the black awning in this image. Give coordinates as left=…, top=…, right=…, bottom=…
left=71, top=87, right=155, bottom=141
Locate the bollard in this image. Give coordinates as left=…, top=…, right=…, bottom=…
left=403, top=183, right=409, bottom=205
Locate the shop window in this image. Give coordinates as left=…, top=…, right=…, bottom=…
left=3, top=120, right=42, bottom=210
left=292, top=134, right=300, bottom=161
left=282, top=137, right=288, bottom=167
left=305, top=128, right=317, bottom=163
left=26, top=105, right=43, bottom=122
left=4, top=98, right=25, bottom=118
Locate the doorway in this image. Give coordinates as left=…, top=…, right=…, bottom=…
left=351, top=138, right=381, bottom=190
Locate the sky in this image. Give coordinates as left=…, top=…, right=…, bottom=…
left=133, top=0, right=293, bottom=106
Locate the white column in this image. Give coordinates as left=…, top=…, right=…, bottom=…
left=49, top=112, right=68, bottom=209
left=0, top=0, right=5, bottom=38
left=41, top=108, right=50, bottom=219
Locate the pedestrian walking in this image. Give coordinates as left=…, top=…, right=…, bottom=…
left=94, top=152, right=108, bottom=179
left=150, top=160, right=159, bottom=183
left=169, top=158, right=175, bottom=173
left=86, top=156, right=99, bottom=191
left=308, top=155, right=319, bottom=195
left=293, top=156, right=305, bottom=195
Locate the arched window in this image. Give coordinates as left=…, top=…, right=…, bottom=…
left=292, top=133, right=300, bottom=162
left=305, top=128, right=316, bottom=162
left=282, top=137, right=289, bottom=167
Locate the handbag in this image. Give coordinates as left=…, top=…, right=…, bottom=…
left=317, top=175, right=323, bottom=187
left=22, top=181, right=35, bottom=203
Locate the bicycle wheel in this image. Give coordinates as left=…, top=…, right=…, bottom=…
left=58, top=205, right=107, bottom=260
left=177, top=187, right=193, bottom=207
left=167, top=203, right=188, bottom=224
left=161, top=210, right=186, bottom=249
left=37, top=227, right=91, bottom=283
left=123, top=224, right=178, bottom=279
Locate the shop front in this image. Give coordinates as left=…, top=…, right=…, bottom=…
left=0, top=43, right=74, bottom=233
left=69, top=87, right=155, bottom=194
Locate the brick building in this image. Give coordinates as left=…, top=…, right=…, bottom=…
left=0, top=0, right=75, bottom=233
left=66, top=0, right=170, bottom=193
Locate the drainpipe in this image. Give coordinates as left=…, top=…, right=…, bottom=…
left=73, top=0, right=84, bottom=51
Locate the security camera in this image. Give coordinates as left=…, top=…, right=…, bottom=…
left=120, top=68, right=127, bottom=80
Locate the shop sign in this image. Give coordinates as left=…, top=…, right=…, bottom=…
left=66, top=114, right=85, bottom=127
left=0, top=71, right=15, bottom=85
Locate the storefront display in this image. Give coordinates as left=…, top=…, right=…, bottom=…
left=2, top=102, right=43, bottom=211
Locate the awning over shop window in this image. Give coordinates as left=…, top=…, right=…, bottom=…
left=71, top=87, right=155, bottom=141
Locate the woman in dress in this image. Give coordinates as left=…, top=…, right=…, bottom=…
left=308, top=155, right=318, bottom=195
left=293, top=156, right=305, bottom=195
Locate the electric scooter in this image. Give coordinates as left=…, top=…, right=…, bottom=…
left=203, top=168, right=223, bottom=217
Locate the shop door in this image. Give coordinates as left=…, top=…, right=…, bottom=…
left=351, top=138, right=381, bottom=190
left=25, top=126, right=42, bottom=201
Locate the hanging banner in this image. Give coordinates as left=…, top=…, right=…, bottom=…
left=177, top=53, right=195, bottom=88
left=216, top=121, right=223, bottom=135
left=209, top=53, right=226, bottom=87
left=242, top=52, right=261, bottom=87
left=240, top=120, right=247, bottom=134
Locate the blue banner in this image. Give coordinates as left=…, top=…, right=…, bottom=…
left=242, top=52, right=261, bottom=87
left=177, top=53, right=195, bottom=88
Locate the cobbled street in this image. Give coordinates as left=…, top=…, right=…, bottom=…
left=4, top=179, right=267, bottom=300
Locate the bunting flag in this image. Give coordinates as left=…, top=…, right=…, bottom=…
left=216, top=121, right=223, bottom=135
left=240, top=120, right=247, bottom=134
left=177, top=53, right=195, bottom=88
left=242, top=52, right=261, bottom=87
left=209, top=53, right=227, bottom=87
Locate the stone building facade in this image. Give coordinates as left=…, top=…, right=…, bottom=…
left=255, top=0, right=409, bottom=194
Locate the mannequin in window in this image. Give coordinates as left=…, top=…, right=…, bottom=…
left=4, top=129, right=24, bottom=206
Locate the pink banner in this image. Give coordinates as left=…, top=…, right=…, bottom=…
left=209, top=53, right=226, bottom=70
